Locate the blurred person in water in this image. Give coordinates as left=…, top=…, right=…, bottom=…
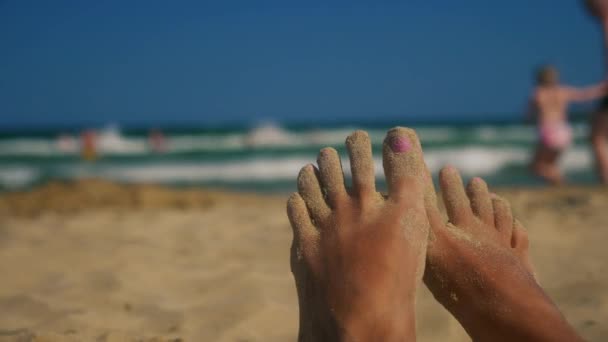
left=148, top=129, right=167, bottom=153
left=80, top=130, right=97, bottom=161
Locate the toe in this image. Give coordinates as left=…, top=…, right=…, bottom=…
left=511, top=219, right=530, bottom=252
left=287, top=193, right=321, bottom=273
left=297, top=164, right=331, bottom=224
left=317, top=147, right=348, bottom=208
left=380, top=127, right=442, bottom=237
left=491, top=195, right=513, bottom=245
left=345, top=130, right=377, bottom=198
left=382, top=127, right=427, bottom=203
left=466, top=177, right=494, bottom=225
left=439, top=166, right=473, bottom=226
left=512, top=219, right=537, bottom=280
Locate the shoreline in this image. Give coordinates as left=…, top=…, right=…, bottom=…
left=1, top=178, right=606, bottom=217
left=0, top=179, right=284, bottom=218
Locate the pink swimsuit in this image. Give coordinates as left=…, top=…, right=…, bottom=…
left=539, top=122, right=572, bottom=150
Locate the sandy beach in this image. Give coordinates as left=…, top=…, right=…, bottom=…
left=0, top=180, right=607, bottom=341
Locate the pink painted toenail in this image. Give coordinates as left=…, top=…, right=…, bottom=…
left=390, top=137, right=411, bottom=153
left=444, top=165, right=457, bottom=173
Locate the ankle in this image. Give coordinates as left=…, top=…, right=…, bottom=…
left=462, top=288, right=581, bottom=342
left=337, top=305, right=416, bottom=342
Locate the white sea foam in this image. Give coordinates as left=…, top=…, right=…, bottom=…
left=424, top=146, right=591, bottom=176
left=0, top=146, right=592, bottom=189
left=473, top=123, right=588, bottom=144
left=475, top=125, right=535, bottom=143
left=0, top=167, right=40, bottom=189
left=424, top=147, right=528, bottom=175
left=415, top=127, right=457, bottom=143
left=0, top=123, right=593, bottom=157
left=0, top=139, right=59, bottom=156
left=62, top=158, right=312, bottom=183
left=0, top=121, right=598, bottom=190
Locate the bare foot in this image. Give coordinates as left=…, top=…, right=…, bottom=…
left=424, top=166, right=583, bottom=342
left=288, top=129, right=430, bottom=341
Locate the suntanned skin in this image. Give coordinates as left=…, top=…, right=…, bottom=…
left=528, top=70, right=606, bottom=184
left=423, top=166, right=584, bottom=342
left=530, top=77, right=606, bottom=126
left=288, top=128, right=431, bottom=341
left=289, top=128, right=584, bottom=341
left=591, top=101, right=608, bottom=184
left=584, top=0, right=608, bottom=183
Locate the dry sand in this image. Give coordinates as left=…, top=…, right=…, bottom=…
left=0, top=180, right=607, bottom=341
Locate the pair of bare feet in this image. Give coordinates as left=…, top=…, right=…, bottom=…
left=287, top=128, right=583, bottom=341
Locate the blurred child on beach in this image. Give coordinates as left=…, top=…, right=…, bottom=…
left=528, top=65, right=607, bottom=184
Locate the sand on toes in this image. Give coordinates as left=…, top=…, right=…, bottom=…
left=287, top=128, right=431, bottom=341
left=423, top=166, right=583, bottom=342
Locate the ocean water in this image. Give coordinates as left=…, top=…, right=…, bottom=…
left=0, top=122, right=599, bottom=193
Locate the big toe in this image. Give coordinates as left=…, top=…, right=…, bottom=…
left=382, top=127, right=432, bottom=203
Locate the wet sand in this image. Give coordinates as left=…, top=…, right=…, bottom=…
left=0, top=180, right=607, bottom=341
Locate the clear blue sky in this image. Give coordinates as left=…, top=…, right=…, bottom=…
left=0, top=0, right=605, bottom=127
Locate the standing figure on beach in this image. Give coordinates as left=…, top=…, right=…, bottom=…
left=528, top=65, right=607, bottom=184
left=584, top=0, right=608, bottom=183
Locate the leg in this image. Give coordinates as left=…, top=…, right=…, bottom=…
left=530, top=144, right=545, bottom=179
left=423, top=167, right=583, bottom=342
left=531, top=145, right=564, bottom=185
left=591, top=112, right=608, bottom=184
left=543, top=149, right=564, bottom=185
left=288, top=128, right=430, bottom=341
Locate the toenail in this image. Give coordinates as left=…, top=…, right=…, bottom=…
left=320, top=148, right=333, bottom=157
left=444, top=165, right=457, bottom=173
left=390, top=136, right=411, bottom=153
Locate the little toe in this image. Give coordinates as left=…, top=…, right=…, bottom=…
left=492, top=195, right=514, bottom=245
left=287, top=193, right=321, bottom=272
left=317, top=147, right=348, bottom=208
left=439, top=166, right=473, bottom=226
left=466, top=177, right=494, bottom=225
left=345, top=130, right=377, bottom=199
left=382, top=127, right=427, bottom=204
left=297, top=164, right=331, bottom=224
